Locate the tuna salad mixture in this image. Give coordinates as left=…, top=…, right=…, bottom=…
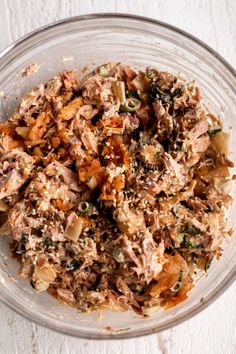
left=0, top=63, right=234, bottom=315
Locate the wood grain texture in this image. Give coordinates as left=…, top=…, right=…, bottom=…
left=0, top=1, right=236, bottom=353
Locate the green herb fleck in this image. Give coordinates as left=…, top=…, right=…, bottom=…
left=181, top=224, right=201, bottom=236
left=149, top=84, right=183, bottom=106
left=181, top=236, right=204, bottom=249
left=149, top=84, right=172, bottom=105
left=42, top=237, right=54, bottom=250
left=64, top=259, right=80, bottom=271
left=173, top=87, right=183, bottom=97
left=80, top=239, right=87, bottom=245
left=207, top=128, right=222, bottom=137
left=68, top=259, right=80, bottom=271
left=16, top=233, right=28, bottom=255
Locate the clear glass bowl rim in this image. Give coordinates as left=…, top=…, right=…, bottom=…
left=0, top=13, right=236, bottom=340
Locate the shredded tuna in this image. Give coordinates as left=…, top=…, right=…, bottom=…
left=0, top=63, right=233, bottom=316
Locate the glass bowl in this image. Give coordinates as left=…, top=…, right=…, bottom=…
left=0, top=14, right=236, bottom=340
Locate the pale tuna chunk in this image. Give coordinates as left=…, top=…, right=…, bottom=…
left=0, top=170, right=27, bottom=199
left=0, top=149, right=35, bottom=199
left=113, top=202, right=146, bottom=235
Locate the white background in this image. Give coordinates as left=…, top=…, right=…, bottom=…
left=0, top=1, right=236, bottom=353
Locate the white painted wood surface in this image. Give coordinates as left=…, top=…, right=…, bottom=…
left=0, top=1, right=236, bottom=353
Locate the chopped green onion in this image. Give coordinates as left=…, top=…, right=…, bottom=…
left=99, top=66, right=108, bottom=76
left=143, top=306, right=160, bottom=315
left=79, top=201, right=92, bottom=213
left=126, top=89, right=138, bottom=98
left=170, top=270, right=183, bottom=292
left=115, top=81, right=126, bottom=104
left=121, top=98, right=141, bottom=113
left=207, top=128, right=222, bottom=137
